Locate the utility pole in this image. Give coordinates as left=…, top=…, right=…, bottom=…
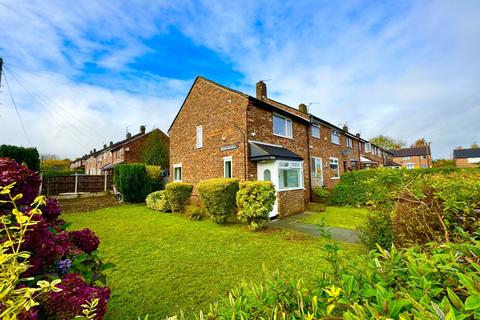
left=0, top=57, right=3, bottom=87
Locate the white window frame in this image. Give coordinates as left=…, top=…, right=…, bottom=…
left=173, top=163, right=183, bottom=182
left=405, top=163, right=415, bottom=169
left=196, top=125, right=203, bottom=149
left=329, top=157, right=340, bottom=179
left=273, top=114, right=293, bottom=139
left=312, top=124, right=320, bottom=139
left=365, top=143, right=372, bottom=153
left=402, top=156, right=410, bottom=160
left=346, top=137, right=353, bottom=148
left=311, top=157, right=323, bottom=187
left=331, top=130, right=340, bottom=145
left=278, top=160, right=304, bottom=191
left=223, top=156, right=232, bottom=178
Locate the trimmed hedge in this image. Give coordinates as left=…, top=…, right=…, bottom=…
left=0, top=144, right=40, bottom=171
left=236, top=181, right=276, bottom=230
left=145, top=190, right=171, bottom=212
left=197, top=178, right=239, bottom=224
left=114, top=164, right=150, bottom=203
left=165, top=182, right=193, bottom=212
left=330, top=167, right=480, bottom=208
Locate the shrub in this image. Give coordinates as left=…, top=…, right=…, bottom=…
left=183, top=204, right=206, bottom=221
left=146, top=190, right=171, bottom=212
left=145, top=165, right=164, bottom=191
left=0, top=157, right=41, bottom=209
left=312, top=186, right=331, bottom=204
left=0, top=144, right=40, bottom=171
left=69, top=229, right=100, bottom=254
left=236, top=181, right=276, bottom=230
left=197, top=178, right=239, bottom=224
left=114, top=163, right=151, bottom=203
left=358, top=211, right=394, bottom=249
left=392, top=172, right=480, bottom=246
left=165, top=182, right=193, bottom=212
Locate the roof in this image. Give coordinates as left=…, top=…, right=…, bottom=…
left=391, top=146, right=430, bottom=157
left=249, top=142, right=303, bottom=161
left=453, top=148, right=480, bottom=159
left=385, top=160, right=402, bottom=167
left=360, top=156, right=377, bottom=164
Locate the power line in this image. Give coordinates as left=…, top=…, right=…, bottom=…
left=2, top=69, right=32, bottom=146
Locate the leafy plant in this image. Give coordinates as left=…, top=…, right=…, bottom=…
left=146, top=190, right=171, bottom=212
left=141, top=129, right=169, bottom=169
left=312, top=186, right=331, bottom=204
left=236, top=181, right=275, bottom=230
left=183, top=204, right=206, bottom=221
left=114, top=163, right=151, bottom=203
left=0, top=145, right=40, bottom=171
left=165, top=182, right=193, bottom=212
left=358, top=210, right=394, bottom=249
left=197, top=178, right=239, bottom=224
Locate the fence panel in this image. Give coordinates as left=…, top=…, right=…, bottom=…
left=41, top=174, right=113, bottom=196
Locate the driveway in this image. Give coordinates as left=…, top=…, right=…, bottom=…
left=268, top=212, right=360, bottom=243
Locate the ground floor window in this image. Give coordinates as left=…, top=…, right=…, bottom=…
left=173, top=163, right=182, bottom=181
left=278, top=161, right=303, bottom=190
left=223, top=156, right=232, bottom=178
left=329, top=157, right=339, bottom=178
left=311, top=157, right=323, bottom=187
left=405, top=163, right=415, bottom=169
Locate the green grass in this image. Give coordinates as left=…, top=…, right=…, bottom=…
left=302, top=206, right=373, bottom=230
left=63, top=204, right=363, bottom=319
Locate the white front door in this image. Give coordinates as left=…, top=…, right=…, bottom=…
left=311, top=157, right=323, bottom=187
left=257, top=161, right=278, bottom=218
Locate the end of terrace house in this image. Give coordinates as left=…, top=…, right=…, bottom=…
left=168, top=76, right=393, bottom=218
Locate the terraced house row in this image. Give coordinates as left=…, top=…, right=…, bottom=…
left=169, top=77, right=393, bottom=217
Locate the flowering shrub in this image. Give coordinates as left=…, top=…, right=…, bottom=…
left=40, top=273, right=110, bottom=320
left=0, top=157, right=41, bottom=209
left=40, top=198, right=61, bottom=222
left=70, top=228, right=100, bottom=254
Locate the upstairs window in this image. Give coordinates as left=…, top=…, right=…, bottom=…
left=402, top=156, right=410, bottom=160
left=312, top=124, right=320, bottom=138
left=346, top=137, right=353, bottom=148
left=273, top=114, right=293, bottom=138
left=421, top=155, right=427, bottom=159
left=365, top=143, right=372, bottom=153
left=331, top=130, right=340, bottom=145
left=196, top=125, right=203, bottom=148
left=173, top=163, right=182, bottom=182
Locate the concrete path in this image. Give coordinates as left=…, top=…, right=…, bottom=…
left=268, top=212, right=360, bottom=243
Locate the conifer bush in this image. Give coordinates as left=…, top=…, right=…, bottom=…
left=236, top=181, right=276, bottom=230
left=197, top=178, right=239, bottom=224
left=114, top=163, right=151, bottom=203
left=165, top=182, right=193, bottom=212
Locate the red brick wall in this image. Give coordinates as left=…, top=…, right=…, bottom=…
left=393, top=155, right=432, bottom=168
left=169, top=78, right=249, bottom=187
left=277, top=189, right=305, bottom=217
left=455, top=158, right=479, bottom=168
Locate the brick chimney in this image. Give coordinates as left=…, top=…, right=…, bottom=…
left=298, top=103, right=308, bottom=113
left=140, top=125, right=146, bottom=134
left=110, top=141, right=113, bottom=146
left=355, top=133, right=360, bottom=138
left=343, top=125, right=348, bottom=132
left=103, top=144, right=107, bottom=149
left=256, top=81, right=267, bottom=100
left=126, top=131, right=132, bottom=139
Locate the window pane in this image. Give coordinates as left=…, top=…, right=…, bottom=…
left=286, top=119, right=292, bottom=137
left=312, top=125, right=320, bottom=138
left=263, top=169, right=271, bottom=181
left=196, top=126, right=203, bottom=148
left=273, top=115, right=286, bottom=136
left=279, top=169, right=300, bottom=188
left=224, top=161, right=232, bottom=178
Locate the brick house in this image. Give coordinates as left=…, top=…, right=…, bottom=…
left=169, top=77, right=391, bottom=217
left=84, top=126, right=169, bottom=175
left=391, top=146, right=432, bottom=169
left=70, top=154, right=88, bottom=171
left=453, top=148, right=480, bottom=168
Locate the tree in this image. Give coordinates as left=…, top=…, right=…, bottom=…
left=471, top=142, right=479, bottom=149
left=411, top=138, right=428, bottom=148
left=0, top=145, right=40, bottom=171
left=369, top=135, right=406, bottom=150
left=141, top=129, right=169, bottom=168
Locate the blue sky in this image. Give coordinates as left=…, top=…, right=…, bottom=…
left=0, top=0, right=479, bottom=158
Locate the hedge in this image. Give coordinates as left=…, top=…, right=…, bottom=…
left=114, top=164, right=151, bottom=203
left=0, top=144, right=40, bottom=171
left=236, top=181, right=276, bottom=230
left=145, top=190, right=171, bottom=212
left=197, top=178, right=239, bottom=224
left=165, top=182, right=193, bottom=212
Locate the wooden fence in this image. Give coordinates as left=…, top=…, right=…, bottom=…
left=41, top=174, right=113, bottom=196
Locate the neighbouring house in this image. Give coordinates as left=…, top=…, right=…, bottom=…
left=70, top=154, right=88, bottom=171
left=453, top=148, right=480, bottom=168
left=391, top=146, right=432, bottom=169
left=168, top=76, right=392, bottom=217
left=83, top=125, right=169, bottom=175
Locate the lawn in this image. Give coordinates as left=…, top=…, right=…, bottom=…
left=63, top=204, right=363, bottom=319
left=302, top=206, right=373, bottom=230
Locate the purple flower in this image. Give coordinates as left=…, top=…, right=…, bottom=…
left=41, top=198, right=61, bottom=222
left=0, top=158, right=40, bottom=210
left=69, top=228, right=100, bottom=254
left=56, top=258, right=72, bottom=276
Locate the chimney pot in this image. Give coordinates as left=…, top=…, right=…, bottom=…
left=140, top=125, right=146, bottom=134
left=355, top=133, right=360, bottom=138
left=110, top=141, right=113, bottom=146
left=93, top=148, right=96, bottom=153
left=343, top=125, right=348, bottom=132
left=298, top=103, right=308, bottom=113
left=256, top=81, right=267, bottom=100
left=126, top=132, right=132, bottom=139
left=103, top=144, right=107, bottom=149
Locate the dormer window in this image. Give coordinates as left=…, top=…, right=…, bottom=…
left=273, top=114, right=293, bottom=138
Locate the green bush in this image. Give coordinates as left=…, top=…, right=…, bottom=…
left=0, top=144, right=40, bottom=171
left=113, top=164, right=150, bottom=203
left=183, top=204, right=206, bottom=221
left=145, top=165, right=164, bottom=190
left=165, top=182, right=193, bottom=212
left=236, top=181, right=276, bottom=230
left=358, top=211, right=394, bottom=249
left=197, top=178, right=239, bottom=224
left=392, top=172, right=480, bottom=246
left=312, top=186, right=331, bottom=204
left=145, top=190, right=171, bottom=212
